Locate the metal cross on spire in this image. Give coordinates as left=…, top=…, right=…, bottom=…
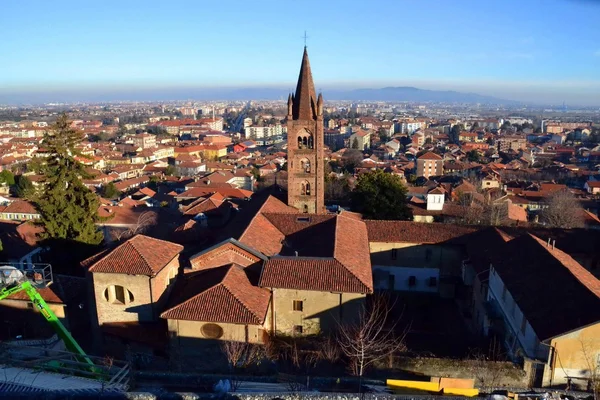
left=303, top=31, right=309, bottom=47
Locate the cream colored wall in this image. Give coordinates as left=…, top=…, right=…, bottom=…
left=272, top=288, right=365, bottom=335
left=369, top=242, right=463, bottom=276
left=93, top=272, right=153, bottom=325
left=1, top=299, right=67, bottom=327
left=544, top=322, right=600, bottom=387
left=167, top=319, right=265, bottom=345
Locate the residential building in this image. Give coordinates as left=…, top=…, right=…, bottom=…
left=131, top=133, right=156, bottom=149
left=416, top=152, right=443, bottom=178
left=348, top=130, right=371, bottom=151
left=244, top=124, right=283, bottom=139
left=497, top=136, right=527, bottom=152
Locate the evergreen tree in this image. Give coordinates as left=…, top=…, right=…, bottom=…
left=351, top=170, right=412, bottom=220
left=100, top=182, right=120, bottom=199
left=36, top=114, right=103, bottom=245
left=15, top=175, right=34, bottom=198
left=351, top=137, right=360, bottom=149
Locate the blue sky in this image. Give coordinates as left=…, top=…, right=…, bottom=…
left=1, top=0, right=600, bottom=104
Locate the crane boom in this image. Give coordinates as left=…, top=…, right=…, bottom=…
left=0, top=281, right=95, bottom=368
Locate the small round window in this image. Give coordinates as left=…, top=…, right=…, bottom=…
left=201, top=323, right=223, bottom=339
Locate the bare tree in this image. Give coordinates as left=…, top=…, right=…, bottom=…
left=337, top=294, right=408, bottom=378
left=486, top=202, right=509, bottom=226
left=115, top=211, right=158, bottom=241
left=539, top=190, right=584, bottom=229
left=318, top=334, right=341, bottom=364
left=579, top=338, right=600, bottom=398
left=468, top=336, right=511, bottom=394
left=220, top=340, right=262, bottom=392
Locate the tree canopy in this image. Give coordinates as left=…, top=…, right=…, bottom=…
left=35, top=114, right=104, bottom=245
left=100, top=182, right=121, bottom=199
left=351, top=170, right=412, bottom=220
left=14, top=175, right=34, bottom=198
left=538, top=190, right=584, bottom=229
left=0, top=170, right=15, bottom=186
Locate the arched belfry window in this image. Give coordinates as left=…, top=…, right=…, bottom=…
left=297, top=129, right=314, bottom=150
left=301, top=181, right=311, bottom=196
left=300, top=158, right=311, bottom=173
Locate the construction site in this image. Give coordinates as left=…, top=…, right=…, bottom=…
left=0, top=264, right=130, bottom=394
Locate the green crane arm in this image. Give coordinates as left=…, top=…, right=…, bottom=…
left=0, top=281, right=95, bottom=368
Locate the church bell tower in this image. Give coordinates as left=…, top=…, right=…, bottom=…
left=287, top=47, right=325, bottom=214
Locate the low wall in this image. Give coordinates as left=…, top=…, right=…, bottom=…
left=392, top=357, right=528, bottom=388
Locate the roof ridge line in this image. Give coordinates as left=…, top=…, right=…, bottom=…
left=333, top=216, right=372, bottom=291
left=128, top=236, right=155, bottom=275
left=160, top=275, right=225, bottom=319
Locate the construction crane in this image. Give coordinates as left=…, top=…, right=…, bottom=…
left=0, top=266, right=94, bottom=370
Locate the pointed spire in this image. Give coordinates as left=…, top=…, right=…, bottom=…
left=317, top=92, right=323, bottom=116
left=287, top=93, right=293, bottom=116
left=292, top=47, right=317, bottom=120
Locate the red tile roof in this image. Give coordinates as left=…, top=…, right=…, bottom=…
left=260, top=257, right=370, bottom=293
left=365, top=220, right=479, bottom=243
left=161, top=264, right=270, bottom=324
left=3, top=200, right=38, bottom=215
left=88, top=234, right=183, bottom=276
left=247, top=213, right=373, bottom=293
left=417, top=151, right=442, bottom=160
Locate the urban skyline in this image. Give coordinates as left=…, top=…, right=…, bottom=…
left=2, top=0, right=600, bottom=105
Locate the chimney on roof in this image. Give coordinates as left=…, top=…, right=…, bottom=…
left=552, top=240, right=556, bottom=250
left=295, top=251, right=298, bottom=257
left=547, top=238, right=551, bottom=247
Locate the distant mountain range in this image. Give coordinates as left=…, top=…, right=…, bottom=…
left=222, top=86, right=519, bottom=104
left=0, top=86, right=520, bottom=105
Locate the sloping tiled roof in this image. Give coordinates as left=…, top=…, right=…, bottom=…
left=365, top=220, right=479, bottom=243
left=161, top=264, right=270, bottom=325
left=495, top=234, right=600, bottom=341
left=88, top=234, right=183, bottom=276
left=260, top=257, right=370, bottom=293
left=254, top=213, right=373, bottom=293
left=418, top=152, right=443, bottom=160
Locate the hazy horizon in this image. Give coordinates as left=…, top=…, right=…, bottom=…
left=2, top=0, right=600, bottom=106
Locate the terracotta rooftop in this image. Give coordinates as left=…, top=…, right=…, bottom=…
left=161, top=264, right=270, bottom=325
left=243, top=212, right=373, bottom=293
left=417, top=152, right=443, bottom=160
left=88, top=234, right=183, bottom=276
left=365, top=220, right=479, bottom=244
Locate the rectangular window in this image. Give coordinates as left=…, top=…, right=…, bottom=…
left=428, top=277, right=437, bottom=287
left=408, top=276, right=416, bottom=287
left=391, top=249, right=397, bottom=260
left=293, top=300, right=303, bottom=312
left=115, top=285, right=126, bottom=304
left=293, top=325, right=303, bottom=335
left=520, top=315, right=527, bottom=335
